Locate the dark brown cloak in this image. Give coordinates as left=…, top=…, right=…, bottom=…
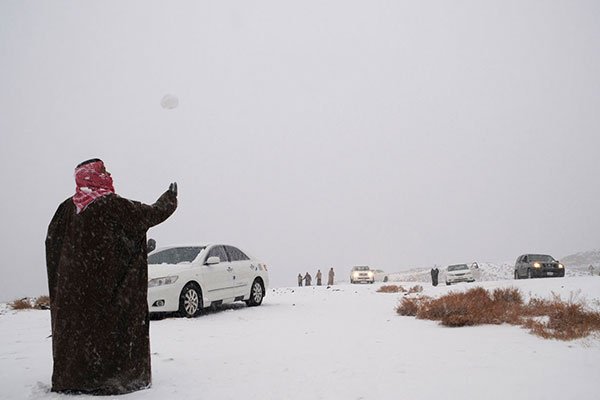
left=45, top=191, right=177, bottom=395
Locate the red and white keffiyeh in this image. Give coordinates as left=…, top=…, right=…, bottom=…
left=72, top=160, right=115, bottom=213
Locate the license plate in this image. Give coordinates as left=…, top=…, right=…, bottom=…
left=547, top=272, right=554, bottom=276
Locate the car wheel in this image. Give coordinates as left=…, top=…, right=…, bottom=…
left=246, top=279, right=264, bottom=307
left=446, top=281, right=450, bottom=286
left=178, top=283, right=202, bottom=318
left=514, top=270, right=519, bottom=280
left=527, top=269, right=533, bottom=279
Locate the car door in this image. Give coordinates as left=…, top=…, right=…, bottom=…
left=202, top=245, right=235, bottom=301
left=224, top=245, right=252, bottom=298
left=520, top=255, right=529, bottom=275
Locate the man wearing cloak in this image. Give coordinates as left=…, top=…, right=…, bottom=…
left=45, top=158, right=178, bottom=395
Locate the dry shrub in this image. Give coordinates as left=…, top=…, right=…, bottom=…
left=396, top=296, right=427, bottom=316
left=523, top=298, right=600, bottom=340
left=9, top=298, right=33, bottom=310
left=407, top=285, right=423, bottom=294
left=395, top=286, right=600, bottom=340
left=416, top=287, right=499, bottom=326
left=377, top=285, right=405, bottom=293
left=34, top=295, right=50, bottom=310
left=492, top=287, right=523, bottom=304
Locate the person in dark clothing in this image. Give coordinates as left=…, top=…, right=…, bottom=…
left=304, top=272, right=312, bottom=286
left=45, top=158, right=178, bottom=395
left=316, top=269, right=322, bottom=286
left=298, top=273, right=303, bottom=287
left=431, top=268, right=439, bottom=286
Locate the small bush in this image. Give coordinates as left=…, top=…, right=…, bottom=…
left=396, top=297, right=425, bottom=316
left=377, top=285, right=405, bottom=293
left=34, top=296, right=50, bottom=310
left=407, top=285, right=423, bottom=294
left=9, top=298, right=33, bottom=310
left=416, top=287, right=497, bottom=326
left=523, top=297, right=600, bottom=340
left=8, top=295, right=51, bottom=311
left=492, top=287, right=523, bottom=304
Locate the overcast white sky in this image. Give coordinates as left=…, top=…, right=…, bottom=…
left=1, top=1, right=599, bottom=301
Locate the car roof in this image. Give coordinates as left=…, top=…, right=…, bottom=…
left=149, top=244, right=256, bottom=260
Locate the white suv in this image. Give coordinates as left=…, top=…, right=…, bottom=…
left=350, top=266, right=375, bottom=284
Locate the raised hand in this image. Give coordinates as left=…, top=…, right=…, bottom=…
left=168, top=182, right=178, bottom=196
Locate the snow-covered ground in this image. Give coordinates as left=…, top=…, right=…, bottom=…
left=1, top=277, right=599, bottom=400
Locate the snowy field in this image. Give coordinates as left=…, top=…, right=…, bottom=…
left=1, top=277, right=599, bottom=400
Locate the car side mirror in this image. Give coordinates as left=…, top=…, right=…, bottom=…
left=205, top=256, right=220, bottom=265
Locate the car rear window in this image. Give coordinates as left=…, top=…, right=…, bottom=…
left=148, top=247, right=205, bottom=265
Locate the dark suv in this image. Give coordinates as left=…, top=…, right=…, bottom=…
left=514, top=254, right=565, bottom=279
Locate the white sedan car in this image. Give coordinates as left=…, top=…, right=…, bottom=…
left=147, top=244, right=269, bottom=317
left=445, top=264, right=475, bottom=285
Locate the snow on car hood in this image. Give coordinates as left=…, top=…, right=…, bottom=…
left=148, top=263, right=195, bottom=279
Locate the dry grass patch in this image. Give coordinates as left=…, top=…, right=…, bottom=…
left=396, top=286, right=600, bottom=340
left=522, top=296, right=600, bottom=340
left=396, top=296, right=428, bottom=316
left=34, top=296, right=50, bottom=310
left=9, top=298, right=33, bottom=310
left=8, top=295, right=51, bottom=311
left=377, top=285, right=405, bottom=293
left=407, top=285, right=423, bottom=294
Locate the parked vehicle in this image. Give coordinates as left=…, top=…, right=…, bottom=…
left=445, top=264, right=475, bottom=285
left=147, top=244, right=269, bottom=317
left=350, top=266, right=375, bottom=284
left=514, top=254, right=564, bottom=279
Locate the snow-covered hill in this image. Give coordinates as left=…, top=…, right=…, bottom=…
left=384, top=261, right=514, bottom=283
left=561, top=249, right=600, bottom=276
left=383, top=251, right=600, bottom=284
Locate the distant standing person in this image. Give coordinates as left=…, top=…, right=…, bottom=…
left=316, top=269, right=322, bottom=286
left=431, top=268, right=439, bottom=286
left=45, top=158, right=178, bottom=395
left=298, top=273, right=303, bottom=287
left=590, top=265, right=595, bottom=276
left=328, top=267, right=335, bottom=285
left=304, top=272, right=312, bottom=286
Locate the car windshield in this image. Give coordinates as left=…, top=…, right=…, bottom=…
left=148, top=246, right=205, bottom=265
left=353, top=266, right=370, bottom=271
left=528, top=254, right=555, bottom=262
left=447, top=264, right=469, bottom=271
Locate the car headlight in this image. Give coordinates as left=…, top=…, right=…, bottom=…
left=558, top=264, right=564, bottom=269
left=533, top=262, right=541, bottom=268
left=353, top=272, right=359, bottom=277
left=368, top=272, right=374, bottom=277
left=148, top=275, right=179, bottom=288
